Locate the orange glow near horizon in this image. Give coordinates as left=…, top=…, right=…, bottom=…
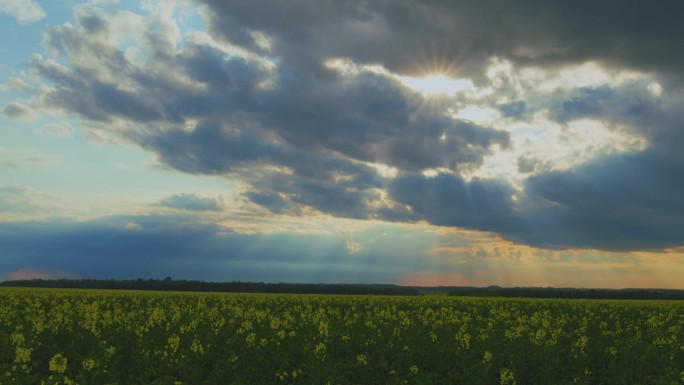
left=400, top=260, right=684, bottom=289
left=403, top=228, right=684, bottom=289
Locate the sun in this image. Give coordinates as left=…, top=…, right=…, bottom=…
left=393, top=34, right=474, bottom=97
left=398, top=73, right=473, bottom=97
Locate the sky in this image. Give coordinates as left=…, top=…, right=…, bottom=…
left=1, top=0, right=684, bottom=288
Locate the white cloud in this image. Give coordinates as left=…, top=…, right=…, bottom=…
left=466, top=117, right=648, bottom=184
left=0, top=148, right=63, bottom=168
left=346, top=240, right=363, bottom=255
left=648, top=82, right=663, bottom=97
left=0, top=77, right=32, bottom=92
left=36, top=124, right=73, bottom=138
left=88, top=0, right=119, bottom=5
left=2, top=102, right=35, bottom=120
left=454, top=106, right=499, bottom=124
left=0, top=0, right=46, bottom=24
left=0, top=184, right=57, bottom=218
left=160, top=193, right=225, bottom=212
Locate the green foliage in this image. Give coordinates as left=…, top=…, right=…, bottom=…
left=0, top=287, right=682, bottom=384
left=0, top=278, right=420, bottom=296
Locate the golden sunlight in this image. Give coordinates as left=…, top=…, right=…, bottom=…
left=398, top=73, right=473, bottom=97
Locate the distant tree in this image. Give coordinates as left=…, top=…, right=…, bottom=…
left=0, top=278, right=420, bottom=296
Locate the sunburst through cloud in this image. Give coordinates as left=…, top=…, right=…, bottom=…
left=1, top=0, right=683, bottom=289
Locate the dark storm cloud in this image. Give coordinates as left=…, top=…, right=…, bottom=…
left=159, top=193, right=224, bottom=212
left=368, top=76, right=684, bottom=251
left=247, top=173, right=380, bottom=219
left=29, top=5, right=510, bottom=226
left=510, top=149, right=684, bottom=250
left=199, top=0, right=684, bottom=80
left=0, top=216, right=239, bottom=280
left=22, top=2, right=684, bottom=252
left=548, top=81, right=684, bottom=147
left=34, top=10, right=508, bottom=173
left=244, top=191, right=296, bottom=215
left=495, top=79, right=684, bottom=250
left=0, top=215, right=428, bottom=283
left=254, top=69, right=510, bottom=171
left=384, top=172, right=517, bottom=229
left=0, top=216, right=200, bottom=277
left=137, top=123, right=282, bottom=175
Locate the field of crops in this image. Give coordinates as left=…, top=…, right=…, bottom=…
left=1, top=288, right=682, bottom=385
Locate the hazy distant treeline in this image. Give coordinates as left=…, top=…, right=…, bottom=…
left=447, top=286, right=684, bottom=300
left=3, top=279, right=681, bottom=299
left=0, top=278, right=420, bottom=296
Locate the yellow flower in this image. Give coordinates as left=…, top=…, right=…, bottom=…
left=246, top=333, right=256, bottom=346
left=500, top=368, right=516, bottom=385
left=14, top=347, right=32, bottom=364
left=483, top=350, right=493, bottom=363
left=82, top=358, right=96, bottom=371
left=275, top=370, right=288, bottom=380
left=49, top=353, right=68, bottom=374
left=168, top=334, right=181, bottom=353
left=313, top=342, right=327, bottom=360
left=191, top=338, right=204, bottom=354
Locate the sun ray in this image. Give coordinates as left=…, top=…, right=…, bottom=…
left=398, top=74, right=473, bottom=97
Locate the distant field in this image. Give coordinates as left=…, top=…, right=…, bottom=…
left=1, top=288, right=682, bottom=384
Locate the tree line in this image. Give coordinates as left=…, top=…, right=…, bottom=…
left=447, top=286, right=684, bottom=300
left=0, top=278, right=420, bottom=296
left=3, top=279, right=681, bottom=299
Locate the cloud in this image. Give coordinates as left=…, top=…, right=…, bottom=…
left=346, top=240, right=363, bottom=255
left=0, top=185, right=59, bottom=217
left=198, top=0, right=684, bottom=79
left=498, top=78, right=684, bottom=250
left=547, top=81, right=684, bottom=147
left=381, top=172, right=518, bottom=230
left=32, top=26, right=509, bottom=172
left=0, top=77, right=33, bottom=92
left=517, top=156, right=546, bottom=174
left=513, top=149, right=684, bottom=251
left=160, top=193, right=225, bottom=212
left=87, top=0, right=119, bottom=5
left=4, top=213, right=681, bottom=287
left=29, top=4, right=509, bottom=222
left=0, top=0, right=45, bottom=24
left=1, top=149, right=62, bottom=169
left=498, top=101, right=528, bottom=119
left=35, top=124, right=73, bottom=138
left=0, top=215, right=434, bottom=283
left=2, top=103, right=35, bottom=120
left=18, top=1, right=684, bottom=252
